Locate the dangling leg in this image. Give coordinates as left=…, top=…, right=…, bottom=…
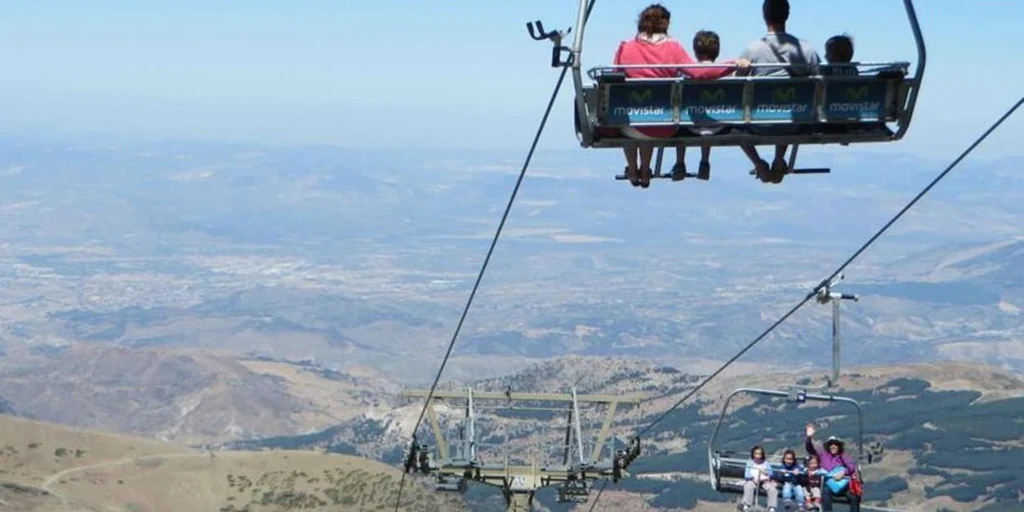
left=672, top=144, right=687, bottom=181
left=847, top=491, right=861, bottom=512
left=622, top=146, right=640, bottom=187
left=638, top=143, right=654, bottom=188
left=741, top=145, right=771, bottom=183
left=698, top=144, right=711, bottom=181
left=769, top=144, right=789, bottom=183
left=781, top=482, right=794, bottom=507
left=809, top=486, right=821, bottom=511
left=764, top=481, right=779, bottom=511
left=820, top=485, right=834, bottom=512
left=741, top=480, right=757, bottom=509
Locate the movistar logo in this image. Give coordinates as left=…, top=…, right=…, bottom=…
left=828, top=86, right=881, bottom=115
left=754, top=86, right=809, bottom=114
left=844, top=86, right=870, bottom=101
left=628, top=89, right=653, bottom=105
left=612, top=106, right=668, bottom=117
left=772, top=87, right=797, bottom=102
left=700, top=89, right=726, bottom=102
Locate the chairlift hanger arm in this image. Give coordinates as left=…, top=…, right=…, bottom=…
left=898, top=0, right=927, bottom=139
left=526, top=19, right=574, bottom=68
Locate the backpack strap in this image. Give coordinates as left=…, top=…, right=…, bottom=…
left=761, top=36, right=795, bottom=77
left=762, top=35, right=815, bottom=77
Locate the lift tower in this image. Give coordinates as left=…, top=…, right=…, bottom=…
left=401, top=388, right=644, bottom=512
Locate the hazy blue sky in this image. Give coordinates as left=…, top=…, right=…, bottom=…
left=0, top=0, right=1021, bottom=160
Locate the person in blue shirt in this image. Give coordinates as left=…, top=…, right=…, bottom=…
left=773, top=449, right=808, bottom=510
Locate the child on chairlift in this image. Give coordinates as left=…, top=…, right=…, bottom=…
left=804, top=453, right=827, bottom=511
left=773, top=449, right=808, bottom=511
left=672, top=30, right=727, bottom=182
left=822, top=34, right=856, bottom=76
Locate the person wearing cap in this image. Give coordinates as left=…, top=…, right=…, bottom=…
left=805, top=423, right=861, bottom=511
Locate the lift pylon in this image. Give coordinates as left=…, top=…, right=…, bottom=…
left=400, top=388, right=644, bottom=512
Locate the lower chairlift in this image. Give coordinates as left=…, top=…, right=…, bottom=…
left=708, top=388, right=866, bottom=509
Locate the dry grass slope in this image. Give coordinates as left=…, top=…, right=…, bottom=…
left=0, top=414, right=463, bottom=512
left=0, top=345, right=388, bottom=446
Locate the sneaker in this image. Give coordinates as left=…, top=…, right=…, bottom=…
left=768, top=158, right=787, bottom=184
left=671, top=162, right=687, bottom=181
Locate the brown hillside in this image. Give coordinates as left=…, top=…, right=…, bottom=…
left=0, top=414, right=462, bottom=512
left=0, top=345, right=389, bottom=446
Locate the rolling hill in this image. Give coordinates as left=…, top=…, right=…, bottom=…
left=0, top=345, right=392, bottom=446
left=0, top=413, right=463, bottom=512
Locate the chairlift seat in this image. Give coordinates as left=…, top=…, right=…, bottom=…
left=575, top=64, right=913, bottom=149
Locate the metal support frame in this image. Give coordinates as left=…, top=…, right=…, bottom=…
left=813, top=273, right=860, bottom=389
left=707, top=387, right=865, bottom=492
left=401, top=388, right=644, bottom=512
left=554, top=0, right=925, bottom=148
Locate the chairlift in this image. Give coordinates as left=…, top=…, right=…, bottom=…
left=707, top=388, right=865, bottom=507
left=527, top=0, right=926, bottom=182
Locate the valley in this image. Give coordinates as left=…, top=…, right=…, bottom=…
left=0, top=138, right=1021, bottom=510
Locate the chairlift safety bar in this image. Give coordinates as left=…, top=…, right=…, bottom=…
left=588, top=61, right=910, bottom=75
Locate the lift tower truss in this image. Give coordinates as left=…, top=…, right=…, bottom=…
left=401, top=388, right=644, bottom=512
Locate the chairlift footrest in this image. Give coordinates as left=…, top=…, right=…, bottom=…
left=747, top=167, right=832, bottom=176
left=615, top=172, right=705, bottom=181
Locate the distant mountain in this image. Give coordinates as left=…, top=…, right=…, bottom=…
left=0, top=346, right=391, bottom=446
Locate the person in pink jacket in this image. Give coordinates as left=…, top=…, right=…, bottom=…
left=613, top=4, right=748, bottom=188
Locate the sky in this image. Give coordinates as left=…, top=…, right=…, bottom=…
left=0, top=0, right=1021, bottom=161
